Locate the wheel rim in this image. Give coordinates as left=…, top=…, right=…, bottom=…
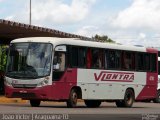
left=126, top=93, right=132, bottom=105
left=72, top=92, right=77, bottom=105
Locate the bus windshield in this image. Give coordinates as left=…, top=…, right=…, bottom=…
left=6, top=43, right=52, bottom=79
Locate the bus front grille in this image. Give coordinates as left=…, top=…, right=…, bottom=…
left=12, top=92, right=36, bottom=98
left=12, top=84, right=37, bottom=88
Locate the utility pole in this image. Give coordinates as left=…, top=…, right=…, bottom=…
left=29, top=0, right=31, bottom=25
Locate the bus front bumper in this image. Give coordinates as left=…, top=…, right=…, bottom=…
left=5, top=85, right=52, bottom=100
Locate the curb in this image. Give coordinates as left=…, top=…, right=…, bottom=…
left=0, top=96, right=27, bottom=103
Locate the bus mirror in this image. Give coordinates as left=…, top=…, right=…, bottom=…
left=55, top=46, right=66, bottom=52
left=53, top=64, right=60, bottom=70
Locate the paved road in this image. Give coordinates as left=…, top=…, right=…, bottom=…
left=0, top=102, right=160, bottom=120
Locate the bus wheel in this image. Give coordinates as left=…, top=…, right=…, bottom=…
left=30, top=100, right=41, bottom=107
left=153, top=90, right=160, bottom=103
left=123, top=89, right=134, bottom=108
left=115, top=100, right=124, bottom=107
left=84, top=100, right=101, bottom=108
left=67, top=89, right=78, bottom=108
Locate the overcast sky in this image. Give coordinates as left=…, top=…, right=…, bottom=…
left=0, top=0, right=160, bottom=47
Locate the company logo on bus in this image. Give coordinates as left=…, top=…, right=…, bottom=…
left=94, top=71, right=134, bottom=82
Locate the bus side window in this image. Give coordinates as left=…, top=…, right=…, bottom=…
left=108, top=50, right=115, bottom=69
left=53, top=52, right=65, bottom=71
left=59, top=53, right=65, bottom=71
left=107, top=50, right=120, bottom=69
left=137, top=53, right=144, bottom=71
left=91, top=49, right=103, bottom=69
left=69, top=46, right=87, bottom=68
left=68, top=46, right=87, bottom=68
left=71, top=47, right=78, bottom=67
left=98, top=49, right=104, bottom=69
left=150, top=53, right=157, bottom=72
left=123, top=52, right=131, bottom=69
left=78, top=47, right=86, bottom=68
left=144, top=54, right=150, bottom=71
left=53, top=52, right=66, bottom=81
left=115, top=51, right=121, bottom=69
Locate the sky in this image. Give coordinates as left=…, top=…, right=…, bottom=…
left=0, top=0, right=160, bottom=47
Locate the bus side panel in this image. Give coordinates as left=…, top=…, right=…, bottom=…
left=51, top=68, right=77, bottom=100
left=77, top=69, right=147, bottom=100
left=136, top=72, right=158, bottom=100
left=136, top=48, right=158, bottom=100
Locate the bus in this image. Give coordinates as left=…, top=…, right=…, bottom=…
left=5, top=37, right=158, bottom=108
left=148, top=49, right=160, bottom=103
left=154, top=53, right=160, bottom=103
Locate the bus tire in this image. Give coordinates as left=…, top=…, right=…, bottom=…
left=66, top=89, right=78, bottom=108
left=84, top=100, right=101, bottom=108
left=123, top=89, right=134, bottom=108
left=153, top=90, right=160, bottom=103
left=142, top=99, right=151, bottom=103
left=30, top=100, right=41, bottom=107
left=115, top=100, right=124, bottom=107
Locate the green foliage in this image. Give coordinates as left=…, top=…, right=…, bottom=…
left=0, top=45, right=8, bottom=72
left=92, top=34, right=115, bottom=43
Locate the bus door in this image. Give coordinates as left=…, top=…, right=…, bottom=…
left=51, top=46, right=68, bottom=100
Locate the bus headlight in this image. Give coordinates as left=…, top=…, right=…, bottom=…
left=37, top=79, right=49, bottom=87
left=4, top=78, right=12, bottom=87
left=158, top=78, right=160, bottom=83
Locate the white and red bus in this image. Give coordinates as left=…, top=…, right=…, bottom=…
left=5, top=37, right=158, bottom=108
left=154, top=53, right=160, bottom=103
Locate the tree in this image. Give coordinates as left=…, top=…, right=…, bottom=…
left=92, top=34, right=115, bottom=43
left=0, top=45, right=8, bottom=72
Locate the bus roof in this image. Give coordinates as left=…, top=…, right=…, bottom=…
left=11, top=37, right=157, bottom=52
